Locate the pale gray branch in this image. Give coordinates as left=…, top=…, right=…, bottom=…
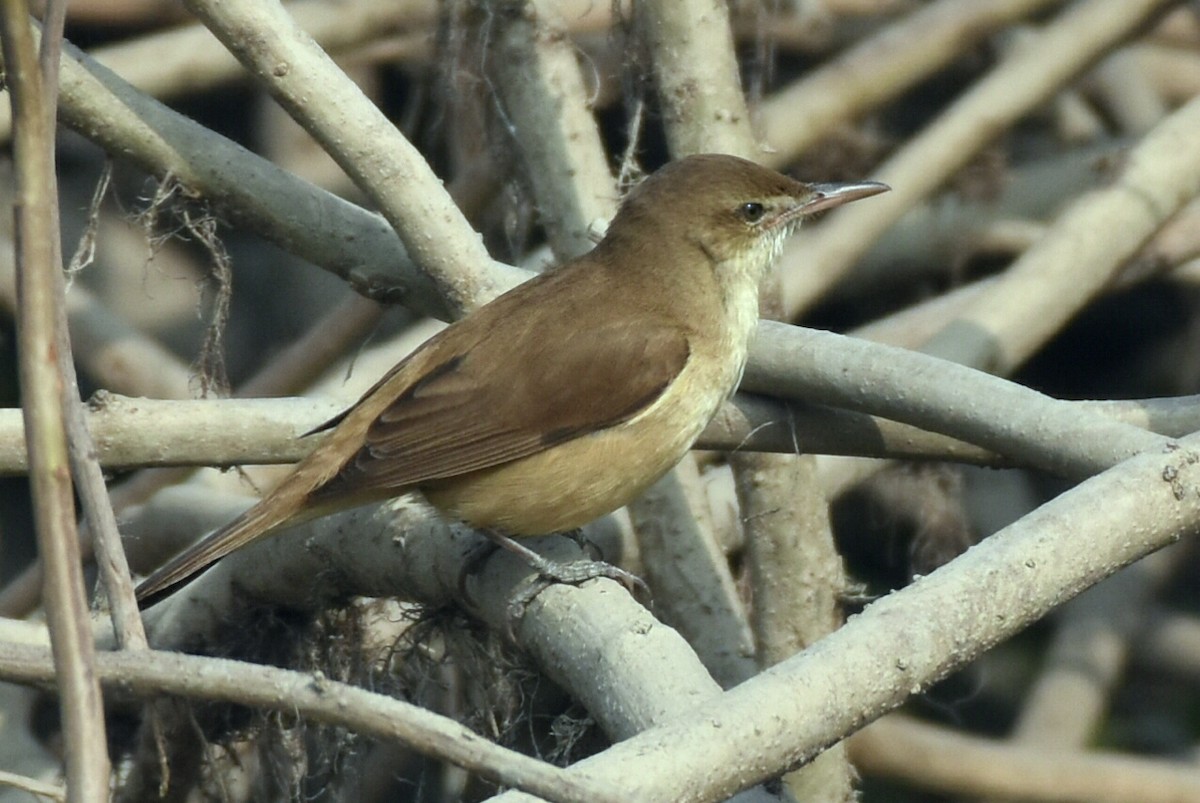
left=495, top=432, right=1200, bottom=802
left=759, top=0, right=1064, bottom=166
left=781, top=0, right=1176, bottom=316
left=183, top=0, right=500, bottom=316
left=850, top=714, right=1200, bottom=803
left=0, top=641, right=614, bottom=803
left=923, top=92, right=1200, bottom=372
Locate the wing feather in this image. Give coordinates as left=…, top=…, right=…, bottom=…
left=311, top=313, right=690, bottom=499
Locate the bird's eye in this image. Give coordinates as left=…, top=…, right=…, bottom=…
left=737, top=202, right=766, bottom=223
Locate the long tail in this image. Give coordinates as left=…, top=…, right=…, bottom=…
left=135, top=495, right=301, bottom=609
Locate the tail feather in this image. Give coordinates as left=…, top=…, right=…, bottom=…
left=135, top=500, right=294, bottom=609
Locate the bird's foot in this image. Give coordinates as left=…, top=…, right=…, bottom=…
left=505, top=555, right=647, bottom=638
left=462, top=529, right=647, bottom=639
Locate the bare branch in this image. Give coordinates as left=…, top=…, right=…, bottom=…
left=781, top=0, right=1177, bottom=316
left=0, top=3, right=110, bottom=798
left=0, top=642, right=615, bottom=803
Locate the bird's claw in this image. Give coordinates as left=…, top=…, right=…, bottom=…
left=459, top=530, right=649, bottom=639
left=503, top=558, right=649, bottom=638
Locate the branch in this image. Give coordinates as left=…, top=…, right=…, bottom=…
left=746, top=323, right=1169, bottom=477
left=994, top=546, right=1180, bottom=775
left=0, top=642, right=615, bottom=803
left=759, top=0, right=1065, bottom=166
left=44, top=36, right=470, bottom=317
left=781, top=0, right=1177, bottom=316
left=0, top=255, right=194, bottom=398
left=636, top=0, right=756, bottom=159
left=0, top=769, right=64, bottom=802
left=5, top=332, right=1200, bottom=477
left=487, top=0, right=617, bottom=260
left=849, top=714, right=1200, bottom=802
left=492, top=430, right=1200, bottom=802
left=182, top=0, right=499, bottom=316
left=123, top=490, right=782, bottom=803
left=626, top=468, right=758, bottom=688
left=0, top=3, right=110, bottom=798
left=0, top=389, right=996, bottom=473
left=923, top=92, right=1200, bottom=372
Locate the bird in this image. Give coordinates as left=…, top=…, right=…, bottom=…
left=134, top=154, right=888, bottom=607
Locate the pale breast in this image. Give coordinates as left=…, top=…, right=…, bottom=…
left=424, top=318, right=754, bottom=535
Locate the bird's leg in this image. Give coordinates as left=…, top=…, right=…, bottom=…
left=560, top=527, right=603, bottom=560
left=459, top=537, right=499, bottom=599
left=483, top=528, right=646, bottom=590
left=461, top=529, right=648, bottom=635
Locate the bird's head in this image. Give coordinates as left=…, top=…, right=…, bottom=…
left=607, top=154, right=888, bottom=281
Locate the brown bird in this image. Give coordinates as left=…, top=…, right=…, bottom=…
left=135, top=154, right=887, bottom=607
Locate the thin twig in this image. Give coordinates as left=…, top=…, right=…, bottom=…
left=0, top=769, right=65, bottom=802
left=0, top=2, right=111, bottom=799
left=37, top=1, right=148, bottom=652
left=237, top=292, right=385, bottom=398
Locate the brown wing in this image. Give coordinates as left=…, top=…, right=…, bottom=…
left=313, top=315, right=690, bottom=497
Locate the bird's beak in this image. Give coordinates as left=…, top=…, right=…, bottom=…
left=799, top=181, right=890, bottom=216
